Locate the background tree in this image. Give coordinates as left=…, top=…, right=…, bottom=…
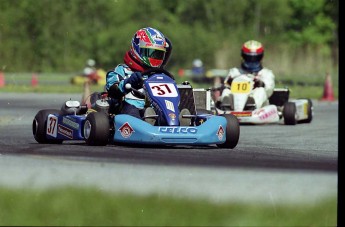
left=0, top=0, right=338, bottom=81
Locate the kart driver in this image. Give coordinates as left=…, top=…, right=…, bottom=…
left=105, top=27, right=172, bottom=118
left=220, top=40, right=275, bottom=109
left=83, top=59, right=98, bottom=83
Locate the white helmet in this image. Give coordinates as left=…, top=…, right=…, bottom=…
left=86, top=59, right=96, bottom=67
left=193, top=59, right=203, bottom=67
left=83, top=67, right=94, bottom=75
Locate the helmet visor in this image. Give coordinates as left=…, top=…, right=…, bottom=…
left=242, top=53, right=263, bottom=63
left=140, top=48, right=166, bottom=60
left=242, top=54, right=263, bottom=62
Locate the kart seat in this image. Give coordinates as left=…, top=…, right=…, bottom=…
left=177, top=84, right=197, bottom=115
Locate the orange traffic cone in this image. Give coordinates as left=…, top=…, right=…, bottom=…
left=81, top=80, right=91, bottom=108
left=31, top=73, right=39, bottom=87
left=178, top=68, right=184, bottom=77
left=320, top=73, right=335, bottom=101
left=0, top=71, right=5, bottom=87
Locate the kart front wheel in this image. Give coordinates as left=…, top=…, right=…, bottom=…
left=283, top=102, right=297, bottom=125
left=217, top=114, right=240, bottom=149
left=83, top=112, right=110, bottom=146
left=32, top=109, right=63, bottom=144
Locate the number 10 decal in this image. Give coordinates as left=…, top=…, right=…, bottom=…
left=46, top=114, right=58, bottom=137
left=148, top=83, right=178, bottom=97
left=231, top=82, right=251, bottom=93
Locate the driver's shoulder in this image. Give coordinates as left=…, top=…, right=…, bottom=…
left=114, top=63, right=136, bottom=76
left=259, top=67, right=273, bottom=74
left=258, top=68, right=275, bottom=77
left=229, top=67, right=242, bottom=77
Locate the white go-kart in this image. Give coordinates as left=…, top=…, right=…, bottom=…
left=212, top=74, right=313, bottom=125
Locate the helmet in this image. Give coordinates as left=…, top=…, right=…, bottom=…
left=130, top=27, right=167, bottom=68
left=86, top=59, right=96, bottom=67
left=192, top=59, right=203, bottom=68
left=241, top=40, right=264, bottom=72
left=83, top=67, right=94, bottom=76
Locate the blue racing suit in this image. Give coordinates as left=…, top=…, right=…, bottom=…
left=106, top=64, right=147, bottom=118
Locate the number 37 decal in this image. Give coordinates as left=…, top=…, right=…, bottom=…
left=46, top=114, right=58, bottom=137
left=148, top=83, right=178, bottom=97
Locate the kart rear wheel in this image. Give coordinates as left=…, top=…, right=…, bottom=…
left=83, top=112, right=110, bottom=146
left=32, top=109, right=63, bottom=144
left=283, top=102, right=297, bottom=125
left=299, top=99, right=313, bottom=123
left=217, top=114, right=240, bottom=149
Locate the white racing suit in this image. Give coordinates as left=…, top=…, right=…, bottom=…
left=220, top=67, right=275, bottom=109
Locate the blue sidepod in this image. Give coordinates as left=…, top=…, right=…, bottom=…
left=113, top=114, right=228, bottom=145
left=46, top=114, right=86, bottom=140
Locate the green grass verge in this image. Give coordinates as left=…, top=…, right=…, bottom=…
left=0, top=83, right=338, bottom=100
left=0, top=186, right=337, bottom=226
left=0, top=72, right=339, bottom=99
left=0, top=84, right=87, bottom=94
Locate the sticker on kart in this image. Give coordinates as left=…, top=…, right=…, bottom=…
left=46, top=114, right=58, bottom=137
left=148, top=82, right=178, bottom=97
left=159, top=127, right=197, bottom=134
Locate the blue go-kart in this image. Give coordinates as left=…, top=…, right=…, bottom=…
left=32, top=68, right=240, bottom=148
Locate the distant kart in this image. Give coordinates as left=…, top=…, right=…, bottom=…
left=33, top=68, right=240, bottom=148
left=70, top=69, right=106, bottom=86
left=212, top=74, right=313, bottom=125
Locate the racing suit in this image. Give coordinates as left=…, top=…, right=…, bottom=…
left=220, top=67, right=275, bottom=109
left=105, top=61, right=147, bottom=119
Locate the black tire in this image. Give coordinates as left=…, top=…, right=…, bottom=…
left=217, top=114, right=240, bottom=149
left=299, top=99, right=313, bottom=123
left=283, top=102, right=297, bottom=125
left=83, top=112, right=110, bottom=146
left=32, top=109, right=63, bottom=144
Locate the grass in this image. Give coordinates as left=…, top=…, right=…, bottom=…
left=0, top=80, right=338, bottom=100
left=0, top=186, right=337, bottom=226
left=0, top=84, right=88, bottom=94
left=0, top=71, right=339, bottom=99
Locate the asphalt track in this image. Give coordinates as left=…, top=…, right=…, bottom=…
left=0, top=93, right=338, bottom=204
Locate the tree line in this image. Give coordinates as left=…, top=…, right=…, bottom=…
left=0, top=0, right=338, bottom=78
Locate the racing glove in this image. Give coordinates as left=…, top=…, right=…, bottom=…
left=123, top=72, right=143, bottom=90
left=254, top=77, right=265, bottom=88
left=108, top=83, right=124, bottom=99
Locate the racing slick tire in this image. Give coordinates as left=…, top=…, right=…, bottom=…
left=216, top=114, right=240, bottom=149
left=283, top=102, right=297, bottom=125
left=298, top=98, right=313, bottom=124
left=32, top=109, right=63, bottom=144
left=83, top=112, right=110, bottom=146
